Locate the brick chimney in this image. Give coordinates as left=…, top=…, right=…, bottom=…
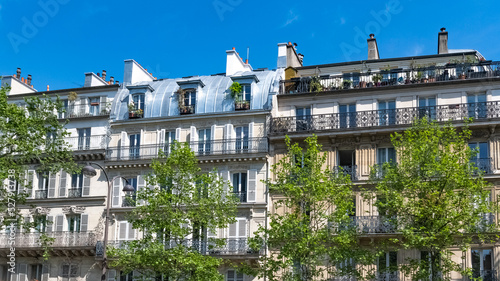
left=438, top=27, right=448, bottom=54
left=27, top=74, right=32, bottom=86
left=367, top=34, right=380, bottom=60
left=16, top=68, right=21, bottom=78
left=102, top=70, right=107, bottom=81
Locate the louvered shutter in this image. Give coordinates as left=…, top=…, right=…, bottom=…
left=190, top=126, right=197, bottom=152
left=23, top=170, right=35, bottom=198
left=82, top=175, right=91, bottom=196
left=107, top=270, right=116, bottom=281
left=100, top=96, right=107, bottom=114
left=247, top=169, right=257, bottom=202
left=175, top=128, right=181, bottom=142
left=120, top=131, right=129, bottom=160
left=59, top=171, right=67, bottom=197
left=119, top=222, right=127, bottom=240
left=48, top=172, right=56, bottom=198
left=137, top=174, right=145, bottom=205
left=41, top=263, right=50, bottom=281
left=228, top=222, right=237, bottom=238
left=248, top=122, right=255, bottom=152
left=112, top=177, right=121, bottom=207
left=238, top=219, right=247, bottom=237
left=18, top=264, right=27, bottom=281
left=158, top=129, right=166, bottom=146
left=46, top=215, right=54, bottom=233
left=128, top=222, right=135, bottom=240
left=210, top=125, right=217, bottom=153
left=80, top=214, right=88, bottom=232
left=221, top=170, right=230, bottom=194
left=224, top=124, right=234, bottom=152
left=55, top=215, right=64, bottom=232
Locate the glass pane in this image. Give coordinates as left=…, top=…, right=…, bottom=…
left=479, top=142, right=489, bottom=158
left=483, top=249, right=492, bottom=270
left=379, top=102, right=387, bottom=110
left=428, top=98, right=436, bottom=106
left=377, top=148, right=386, bottom=164
left=339, top=105, right=347, bottom=113
left=389, top=252, right=397, bottom=267
left=388, top=148, right=396, bottom=162
left=388, top=101, right=396, bottom=109
left=241, top=173, right=247, bottom=192
left=468, top=95, right=476, bottom=104
left=478, top=94, right=486, bottom=103
left=232, top=174, right=239, bottom=193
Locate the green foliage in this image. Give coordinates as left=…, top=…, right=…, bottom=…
left=108, top=141, right=238, bottom=280
left=229, top=81, right=243, bottom=102
left=246, top=135, right=371, bottom=281
left=367, top=118, right=498, bottom=281
left=309, top=76, right=323, bottom=92
left=372, top=74, right=383, bottom=83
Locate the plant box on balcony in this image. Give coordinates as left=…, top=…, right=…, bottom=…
left=235, top=102, right=250, bottom=111
left=129, top=112, right=143, bottom=119
left=180, top=107, right=194, bottom=115
left=90, top=102, right=100, bottom=106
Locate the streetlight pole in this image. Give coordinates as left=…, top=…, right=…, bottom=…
left=82, top=162, right=134, bottom=281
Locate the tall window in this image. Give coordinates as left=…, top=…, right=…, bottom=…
left=120, top=271, right=134, bottom=281
left=61, top=264, right=79, bottom=281
left=242, top=84, right=251, bottom=101
left=184, top=89, right=196, bottom=114
left=468, top=93, right=487, bottom=119
left=471, top=249, right=492, bottom=280
left=235, top=126, right=249, bottom=152
left=226, top=270, right=244, bottom=281
left=378, top=252, right=397, bottom=280
left=379, top=100, right=396, bottom=126
left=34, top=216, right=47, bottom=233
left=339, top=104, right=356, bottom=128
left=36, top=172, right=49, bottom=199
left=89, top=97, right=100, bottom=116
left=469, top=142, right=490, bottom=173
left=232, top=173, right=247, bottom=202
left=165, top=131, right=176, bottom=154
left=67, top=215, right=81, bottom=233
left=296, top=107, right=311, bottom=131
left=377, top=148, right=396, bottom=165
left=78, top=128, right=91, bottom=150
left=133, top=94, right=145, bottom=111
left=129, top=134, right=141, bottom=159
left=58, top=100, right=68, bottom=119
left=30, top=264, right=43, bottom=281
left=71, top=173, right=84, bottom=198
left=198, top=128, right=211, bottom=154
left=123, top=178, right=137, bottom=207
left=418, top=96, right=436, bottom=120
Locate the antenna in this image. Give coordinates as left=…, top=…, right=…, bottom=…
left=247, top=47, right=249, bottom=62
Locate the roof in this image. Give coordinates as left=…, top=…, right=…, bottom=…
left=110, top=69, right=283, bottom=120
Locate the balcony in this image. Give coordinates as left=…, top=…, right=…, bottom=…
left=180, top=105, right=195, bottom=115
left=67, top=188, right=83, bottom=198
left=469, top=270, right=498, bottom=281
left=34, top=190, right=48, bottom=199
left=332, top=216, right=397, bottom=234
left=235, top=101, right=250, bottom=111
left=121, top=195, right=136, bottom=207
left=333, top=165, right=358, bottom=181
left=270, top=102, right=500, bottom=135
left=65, top=135, right=106, bottom=151
left=106, top=138, right=268, bottom=161
left=280, top=61, right=500, bottom=95
left=59, top=102, right=110, bottom=119
left=0, top=231, right=96, bottom=248
left=471, top=158, right=493, bottom=174
left=98, top=238, right=261, bottom=257
left=233, top=192, right=247, bottom=203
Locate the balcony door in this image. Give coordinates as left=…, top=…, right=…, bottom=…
left=468, top=94, right=487, bottom=119
left=129, top=134, right=141, bottom=159
left=235, top=126, right=249, bottom=152
left=198, top=128, right=211, bottom=155
left=378, top=252, right=398, bottom=281
left=232, top=173, right=247, bottom=202
left=469, top=142, right=490, bottom=173
left=296, top=107, right=311, bottom=131
left=418, top=97, right=436, bottom=120
left=471, top=249, right=493, bottom=281
left=78, top=128, right=91, bottom=150
left=379, top=101, right=396, bottom=126
left=339, top=104, right=356, bottom=128
left=67, top=215, right=81, bottom=233
left=337, top=150, right=356, bottom=180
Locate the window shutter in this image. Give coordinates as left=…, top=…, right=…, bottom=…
left=190, top=126, right=198, bottom=151
left=238, top=219, right=247, bottom=237
left=248, top=122, right=255, bottom=152
left=18, top=264, right=27, bottom=281
left=221, top=170, right=230, bottom=193
left=23, top=170, right=35, bottom=198
left=227, top=270, right=235, bottom=281
left=80, top=214, right=88, bottom=232
left=107, top=270, right=116, bottom=281
left=119, top=222, right=127, bottom=240
left=112, top=177, right=121, bottom=207
left=120, top=131, right=129, bottom=160
left=23, top=216, right=31, bottom=233
left=46, top=215, right=54, bottom=233
left=137, top=174, right=145, bottom=205
left=228, top=222, right=237, bottom=238
left=224, top=124, right=234, bottom=152
left=175, top=128, right=181, bottom=142
left=82, top=175, right=91, bottom=196
left=55, top=215, right=64, bottom=232
left=41, top=263, right=50, bottom=281
left=48, top=172, right=56, bottom=198
left=158, top=129, right=166, bottom=146
left=247, top=169, right=257, bottom=202
left=128, top=222, right=135, bottom=240
left=59, top=171, right=67, bottom=197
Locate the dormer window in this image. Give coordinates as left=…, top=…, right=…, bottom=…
left=179, top=89, right=196, bottom=115
left=129, top=94, right=145, bottom=119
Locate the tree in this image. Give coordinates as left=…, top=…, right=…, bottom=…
left=248, top=135, right=372, bottom=281
left=108, top=141, right=238, bottom=281
left=368, top=118, right=498, bottom=281
left=0, top=86, right=76, bottom=228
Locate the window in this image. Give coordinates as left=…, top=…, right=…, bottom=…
left=339, top=104, right=356, bottom=128
left=89, top=97, right=100, bottom=116
left=421, top=251, right=441, bottom=281
left=120, top=271, right=134, bottom=281
left=123, top=178, right=137, bottom=207
left=36, top=172, right=49, bottom=199
left=58, top=100, right=68, bottom=119
left=165, top=131, right=176, bottom=154
left=198, top=128, right=211, bottom=154
left=181, top=89, right=196, bottom=114
left=132, top=94, right=145, bottom=111
left=34, top=216, right=47, bottom=233
left=469, top=142, right=490, bottom=173
left=226, top=270, right=244, bottom=281
left=70, top=173, right=84, bottom=197
left=377, top=252, right=397, bottom=280
left=377, top=148, right=396, bottom=165
left=242, top=84, right=251, bottom=101
left=30, top=264, right=43, bottom=281
left=232, top=173, right=247, bottom=202
left=46, top=131, right=56, bottom=146
left=129, top=134, right=141, bottom=159
left=379, top=100, right=396, bottom=126
left=468, top=93, right=487, bottom=119
left=67, top=215, right=81, bottom=233
left=235, top=126, right=249, bottom=152
left=471, top=249, right=493, bottom=281
left=77, top=128, right=91, bottom=150
left=296, top=107, right=312, bottom=131
left=61, top=264, right=79, bottom=281
left=418, top=96, right=436, bottom=120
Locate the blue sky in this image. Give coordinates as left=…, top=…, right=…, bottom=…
left=1, top=0, right=500, bottom=90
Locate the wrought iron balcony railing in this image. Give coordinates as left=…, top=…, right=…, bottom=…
left=376, top=272, right=399, bottom=281
left=280, top=61, right=500, bottom=95
left=64, top=135, right=106, bottom=151
left=0, top=231, right=96, bottom=248
left=34, top=190, right=48, bottom=199
left=471, top=158, right=493, bottom=174
left=59, top=102, right=110, bottom=119
left=67, top=188, right=83, bottom=198
left=332, top=216, right=397, bottom=234
left=270, top=102, right=500, bottom=135
left=333, top=165, right=358, bottom=181
left=469, top=270, right=498, bottom=281
left=106, top=138, right=268, bottom=161
left=233, top=192, right=247, bottom=203
left=98, top=238, right=261, bottom=257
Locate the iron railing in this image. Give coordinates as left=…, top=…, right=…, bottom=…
left=471, top=158, right=493, bottom=174
left=333, top=165, right=358, bottom=181
left=233, top=192, right=247, bottom=203
left=279, top=62, right=500, bottom=95
left=333, top=216, right=397, bottom=234
left=106, top=138, right=268, bottom=161
left=64, top=135, right=106, bottom=151
left=67, top=188, right=82, bottom=198
left=469, top=270, right=498, bottom=281
left=99, top=238, right=261, bottom=256
left=34, top=190, right=48, bottom=199
left=270, top=102, right=500, bottom=135
left=375, top=273, right=399, bottom=281
left=59, top=102, right=110, bottom=119
left=0, top=231, right=96, bottom=248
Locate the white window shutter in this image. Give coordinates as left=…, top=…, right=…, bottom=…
left=137, top=174, right=145, bottom=205
left=18, top=263, right=27, bottom=281
left=41, top=263, right=50, bottom=281
left=80, top=214, right=88, bottom=232
left=119, top=222, right=127, bottom=240
left=175, top=128, right=181, bottom=142
left=238, top=219, right=247, bottom=238
left=55, top=215, right=64, bottom=232
left=221, top=170, right=230, bottom=193
left=82, top=175, right=91, bottom=196
left=59, top=170, right=67, bottom=197
left=47, top=172, right=57, bottom=198
left=190, top=126, right=198, bottom=151
left=248, top=122, right=255, bottom=152
left=228, top=222, right=237, bottom=238
left=224, top=124, right=234, bottom=152
left=112, top=177, right=121, bottom=207
left=158, top=129, right=166, bottom=146
left=25, top=170, right=35, bottom=198
left=128, top=222, right=135, bottom=240
left=247, top=169, right=257, bottom=202
left=121, top=131, right=129, bottom=160
left=46, top=215, right=54, bottom=233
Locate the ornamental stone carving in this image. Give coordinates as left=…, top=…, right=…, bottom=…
left=62, top=206, right=86, bottom=214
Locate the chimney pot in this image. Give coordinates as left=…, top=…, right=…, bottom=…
left=102, top=70, right=106, bottom=80
left=97, top=72, right=100, bottom=77
left=110, top=76, right=115, bottom=84
left=47, top=85, right=49, bottom=91
left=369, top=34, right=375, bottom=39
left=440, top=27, right=446, bottom=32
left=232, top=47, right=235, bottom=50
left=438, top=27, right=448, bottom=54
left=21, top=77, right=25, bottom=83
left=245, top=59, right=248, bottom=64
left=17, top=68, right=21, bottom=78
left=27, top=74, right=32, bottom=85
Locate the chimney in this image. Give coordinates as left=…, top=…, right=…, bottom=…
left=367, top=34, right=380, bottom=60
left=27, top=75, right=32, bottom=85
left=47, top=85, right=49, bottom=91
left=17, top=68, right=21, bottom=79
left=102, top=70, right=107, bottom=81
left=438, top=27, right=448, bottom=54
left=110, top=76, right=115, bottom=84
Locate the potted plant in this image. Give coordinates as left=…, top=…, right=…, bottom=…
left=416, top=71, right=425, bottom=83
left=343, top=79, right=353, bottom=89
left=372, top=74, right=382, bottom=86
left=309, top=75, right=323, bottom=92
left=176, top=88, right=189, bottom=113
left=229, top=82, right=249, bottom=110
left=68, top=91, right=78, bottom=102
left=128, top=102, right=137, bottom=118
